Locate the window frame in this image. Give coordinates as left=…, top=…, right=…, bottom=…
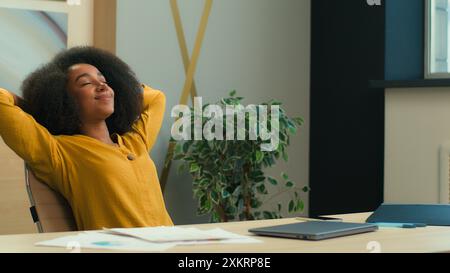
left=425, top=0, right=450, bottom=78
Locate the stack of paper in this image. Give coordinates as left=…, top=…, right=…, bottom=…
left=35, top=226, right=261, bottom=252
left=35, top=231, right=175, bottom=252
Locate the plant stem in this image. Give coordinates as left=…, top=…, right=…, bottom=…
left=245, top=195, right=251, bottom=220
left=214, top=204, right=228, bottom=222
left=263, top=187, right=302, bottom=205
left=242, top=164, right=252, bottom=220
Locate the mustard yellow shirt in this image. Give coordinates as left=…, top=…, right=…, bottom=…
left=0, top=85, right=173, bottom=230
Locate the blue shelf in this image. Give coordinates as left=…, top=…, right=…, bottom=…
left=370, top=79, right=450, bottom=89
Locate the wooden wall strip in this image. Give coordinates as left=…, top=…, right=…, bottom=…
left=94, top=0, right=117, bottom=53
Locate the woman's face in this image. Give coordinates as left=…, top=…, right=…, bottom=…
left=67, top=63, right=115, bottom=124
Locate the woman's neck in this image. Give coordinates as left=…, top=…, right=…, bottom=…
left=79, top=121, right=116, bottom=146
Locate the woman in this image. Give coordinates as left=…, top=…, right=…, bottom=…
left=0, top=46, right=173, bottom=230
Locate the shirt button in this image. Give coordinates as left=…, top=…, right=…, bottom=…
left=127, top=154, right=135, bottom=161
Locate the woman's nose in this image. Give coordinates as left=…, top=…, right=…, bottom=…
left=97, top=82, right=107, bottom=91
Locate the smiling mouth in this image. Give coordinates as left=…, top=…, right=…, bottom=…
left=95, top=95, right=113, bottom=100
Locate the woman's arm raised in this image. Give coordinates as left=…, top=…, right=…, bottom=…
left=132, top=85, right=166, bottom=152
left=0, top=88, right=63, bottom=192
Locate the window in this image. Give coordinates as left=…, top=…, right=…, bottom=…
left=426, top=0, right=450, bottom=78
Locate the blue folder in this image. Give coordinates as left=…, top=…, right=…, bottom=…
left=366, top=204, right=450, bottom=226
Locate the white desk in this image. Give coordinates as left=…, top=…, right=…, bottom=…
left=1, top=213, right=450, bottom=253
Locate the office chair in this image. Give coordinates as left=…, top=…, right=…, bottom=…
left=24, top=164, right=77, bottom=233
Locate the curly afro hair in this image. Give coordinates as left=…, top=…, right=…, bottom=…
left=21, top=46, right=143, bottom=136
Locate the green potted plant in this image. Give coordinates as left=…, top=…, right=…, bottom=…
left=169, top=90, right=308, bottom=222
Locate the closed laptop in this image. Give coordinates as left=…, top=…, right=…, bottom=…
left=248, top=221, right=378, bottom=241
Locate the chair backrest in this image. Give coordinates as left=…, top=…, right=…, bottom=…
left=24, top=164, right=77, bottom=233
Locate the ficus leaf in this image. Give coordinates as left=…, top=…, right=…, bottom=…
left=183, top=142, right=191, bottom=153
left=297, top=200, right=304, bottom=211
left=232, top=185, right=242, bottom=197
left=221, top=188, right=231, bottom=199
left=293, top=117, right=304, bottom=126
left=282, top=151, right=289, bottom=162
left=288, top=124, right=297, bottom=134
left=199, top=194, right=207, bottom=208
left=190, top=163, right=200, bottom=173
left=267, top=176, right=278, bottom=186
left=175, top=143, right=182, bottom=155
left=254, top=176, right=266, bottom=183
left=256, top=184, right=266, bottom=194
left=255, top=150, right=264, bottom=163
left=288, top=200, right=295, bottom=213
left=286, top=181, right=294, bottom=188
left=263, top=211, right=273, bottom=219
left=210, top=190, right=219, bottom=205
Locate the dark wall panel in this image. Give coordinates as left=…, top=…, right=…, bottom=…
left=310, top=0, right=385, bottom=216
left=385, top=0, right=424, bottom=80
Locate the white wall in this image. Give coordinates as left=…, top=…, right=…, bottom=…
left=116, top=0, right=310, bottom=224
left=385, top=87, right=450, bottom=203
